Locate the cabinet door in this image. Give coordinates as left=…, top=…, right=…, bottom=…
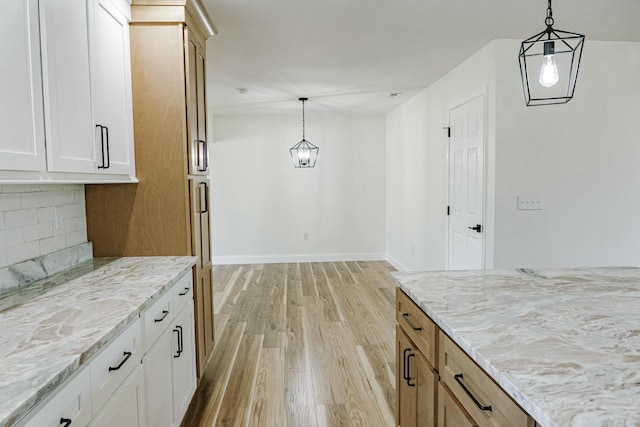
left=90, top=0, right=135, bottom=176
left=144, top=327, right=175, bottom=427
left=89, top=366, right=146, bottom=427
left=39, top=0, right=95, bottom=173
left=185, top=29, right=208, bottom=175
left=0, top=0, right=46, bottom=172
left=171, top=304, right=197, bottom=423
left=17, top=368, right=92, bottom=427
left=397, top=326, right=417, bottom=426
left=415, top=348, right=437, bottom=427
left=438, top=383, right=478, bottom=427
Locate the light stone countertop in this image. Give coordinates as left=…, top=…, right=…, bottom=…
left=394, top=267, right=640, bottom=427
left=0, top=256, right=197, bottom=427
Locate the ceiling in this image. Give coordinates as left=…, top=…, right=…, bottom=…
left=201, top=0, right=640, bottom=115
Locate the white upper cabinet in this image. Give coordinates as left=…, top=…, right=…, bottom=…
left=89, top=0, right=135, bottom=176
left=0, top=0, right=135, bottom=182
left=0, top=0, right=47, bottom=172
left=40, top=0, right=96, bottom=173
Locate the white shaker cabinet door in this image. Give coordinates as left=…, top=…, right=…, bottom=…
left=171, top=304, right=197, bottom=423
left=0, top=0, right=46, bottom=172
left=143, top=327, right=175, bottom=427
left=39, top=0, right=96, bottom=173
left=88, top=366, right=146, bottom=427
left=89, top=0, right=135, bottom=176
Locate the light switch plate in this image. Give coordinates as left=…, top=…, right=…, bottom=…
left=517, top=195, right=544, bottom=210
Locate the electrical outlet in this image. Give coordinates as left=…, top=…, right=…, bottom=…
left=517, top=195, right=544, bottom=210
left=54, top=207, right=64, bottom=229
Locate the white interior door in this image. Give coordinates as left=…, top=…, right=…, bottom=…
left=447, top=95, right=485, bottom=270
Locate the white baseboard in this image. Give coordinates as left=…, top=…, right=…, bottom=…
left=385, top=254, right=411, bottom=272
left=212, top=252, right=386, bottom=265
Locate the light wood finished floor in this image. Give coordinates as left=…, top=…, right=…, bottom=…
left=181, top=261, right=398, bottom=427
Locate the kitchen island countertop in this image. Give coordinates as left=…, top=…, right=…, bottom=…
left=0, top=256, right=197, bottom=427
left=395, top=267, right=640, bottom=427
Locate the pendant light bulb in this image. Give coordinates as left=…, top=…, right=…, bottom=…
left=539, top=41, right=559, bottom=88
left=298, top=147, right=311, bottom=166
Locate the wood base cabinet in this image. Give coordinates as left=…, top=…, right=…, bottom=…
left=396, top=288, right=536, bottom=427
left=85, top=0, right=215, bottom=377
left=397, top=326, right=438, bottom=427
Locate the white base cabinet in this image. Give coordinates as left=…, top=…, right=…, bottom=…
left=17, top=270, right=197, bottom=427
left=143, top=273, right=197, bottom=427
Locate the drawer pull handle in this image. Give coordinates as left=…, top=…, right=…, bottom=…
left=108, top=351, right=132, bottom=372
left=402, top=313, right=423, bottom=331
left=179, top=287, right=190, bottom=296
left=154, top=309, right=170, bottom=323
left=406, top=353, right=416, bottom=387
left=454, top=373, right=492, bottom=412
left=60, top=418, right=72, bottom=427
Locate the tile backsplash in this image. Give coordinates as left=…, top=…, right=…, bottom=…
left=0, top=185, right=87, bottom=269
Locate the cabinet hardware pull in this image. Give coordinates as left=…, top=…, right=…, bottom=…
left=199, top=182, right=209, bottom=214
left=60, top=418, right=72, bottom=426
left=402, top=313, right=423, bottom=331
left=154, top=309, right=170, bottom=323
left=454, top=373, right=492, bottom=411
left=108, top=351, right=132, bottom=372
left=173, top=327, right=182, bottom=358
left=197, top=139, right=208, bottom=172
left=175, top=325, right=184, bottom=358
left=179, top=287, right=190, bottom=296
left=402, top=348, right=411, bottom=382
left=96, top=125, right=110, bottom=169
left=406, top=353, right=416, bottom=387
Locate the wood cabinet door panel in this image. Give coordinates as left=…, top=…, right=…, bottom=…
left=438, top=383, right=478, bottom=427
left=397, top=326, right=417, bottom=427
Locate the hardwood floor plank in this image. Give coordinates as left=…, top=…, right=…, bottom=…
left=183, top=260, right=397, bottom=427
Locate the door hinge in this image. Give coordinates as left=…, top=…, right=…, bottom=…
left=447, top=206, right=450, bottom=216
left=443, top=126, right=451, bottom=138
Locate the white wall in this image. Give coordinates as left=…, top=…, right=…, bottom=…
left=210, top=112, right=386, bottom=263
left=386, top=42, right=497, bottom=271
left=386, top=39, right=640, bottom=271
left=0, top=184, right=87, bottom=268
left=493, top=40, right=640, bottom=268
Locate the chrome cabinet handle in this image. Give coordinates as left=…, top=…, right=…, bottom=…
left=454, top=373, right=492, bottom=411
left=108, top=351, right=132, bottom=372
left=402, top=313, right=423, bottom=331
left=154, top=309, right=170, bottom=323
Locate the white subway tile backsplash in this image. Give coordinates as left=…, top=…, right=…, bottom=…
left=7, top=241, right=40, bottom=265
left=0, top=185, right=88, bottom=269
left=4, top=209, right=39, bottom=229
left=0, top=229, right=24, bottom=249
left=40, top=235, right=67, bottom=255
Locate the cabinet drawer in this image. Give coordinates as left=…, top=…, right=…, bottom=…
left=439, top=333, right=532, bottom=427
left=396, top=288, right=438, bottom=367
left=172, top=272, right=194, bottom=314
left=90, top=318, right=142, bottom=413
left=142, top=287, right=174, bottom=351
left=17, top=368, right=92, bottom=427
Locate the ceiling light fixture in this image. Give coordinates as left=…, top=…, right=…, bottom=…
left=518, top=0, right=585, bottom=106
left=289, top=98, right=319, bottom=168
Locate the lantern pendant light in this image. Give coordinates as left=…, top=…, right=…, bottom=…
left=518, top=0, right=585, bottom=106
left=290, top=98, right=319, bottom=168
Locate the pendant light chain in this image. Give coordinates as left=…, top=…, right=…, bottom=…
left=545, top=0, right=554, bottom=29
left=302, top=99, right=306, bottom=140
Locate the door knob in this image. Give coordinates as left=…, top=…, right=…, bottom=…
left=468, top=224, right=482, bottom=233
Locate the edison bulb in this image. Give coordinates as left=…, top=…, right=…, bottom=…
left=539, top=54, right=559, bottom=87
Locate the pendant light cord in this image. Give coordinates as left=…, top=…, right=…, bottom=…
left=301, top=99, right=306, bottom=140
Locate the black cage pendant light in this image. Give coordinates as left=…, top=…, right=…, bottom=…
left=290, top=98, right=319, bottom=168
left=518, top=0, right=585, bottom=106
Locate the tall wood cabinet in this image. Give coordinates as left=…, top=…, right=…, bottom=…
left=85, top=0, right=215, bottom=377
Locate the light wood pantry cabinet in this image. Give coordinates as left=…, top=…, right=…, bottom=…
left=85, top=0, right=215, bottom=377
left=1, top=0, right=136, bottom=182
left=396, top=288, right=535, bottom=427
